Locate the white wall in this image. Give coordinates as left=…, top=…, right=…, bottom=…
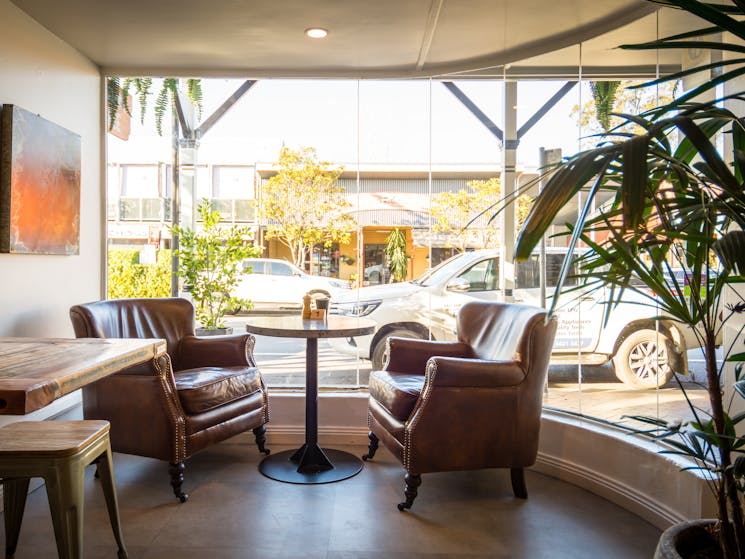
left=0, top=0, right=102, bottom=338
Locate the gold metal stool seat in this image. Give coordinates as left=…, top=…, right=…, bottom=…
left=0, top=420, right=127, bottom=559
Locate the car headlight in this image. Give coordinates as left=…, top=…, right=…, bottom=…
left=332, top=300, right=381, bottom=317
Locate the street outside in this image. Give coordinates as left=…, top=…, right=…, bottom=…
left=227, top=315, right=712, bottom=427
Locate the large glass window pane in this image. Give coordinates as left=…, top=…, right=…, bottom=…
left=104, top=7, right=709, bottom=430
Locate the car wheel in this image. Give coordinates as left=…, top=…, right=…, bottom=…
left=371, top=329, right=424, bottom=370
left=612, top=329, right=675, bottom=389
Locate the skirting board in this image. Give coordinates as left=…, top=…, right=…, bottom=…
left=533, top=411, right=716, bottom=530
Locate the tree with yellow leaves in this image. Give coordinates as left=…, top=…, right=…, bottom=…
left=259, top=147, right=354, bottom=269
left=431, top=178, right=532, bottom=251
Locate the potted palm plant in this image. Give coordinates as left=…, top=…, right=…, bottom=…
left=171, top=199, right=262, bottom=334
left=384, top=228, right=409, bottom=283
left=506, top=1, right=745, bottom=556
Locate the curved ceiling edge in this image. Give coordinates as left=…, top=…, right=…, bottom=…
left=101, top=3, right=657, bottom=80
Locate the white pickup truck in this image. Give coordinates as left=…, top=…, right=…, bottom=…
left=330, top=248, right=700, bottom=389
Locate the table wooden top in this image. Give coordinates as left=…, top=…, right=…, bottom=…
left=0, top=338, right=166, bottom=415
left=245, top=315, right=375, bottom=339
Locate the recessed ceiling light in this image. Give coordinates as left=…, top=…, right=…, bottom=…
left=305, top=27, right=328, bottom=39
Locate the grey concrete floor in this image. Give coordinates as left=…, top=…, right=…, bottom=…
left=0, top=441, right=660, bottom=558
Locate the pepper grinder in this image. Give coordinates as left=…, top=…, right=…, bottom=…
left=302, top=293, right=312, bottom=319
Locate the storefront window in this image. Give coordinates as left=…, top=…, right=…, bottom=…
left=312, top=244, right=340, bottom=277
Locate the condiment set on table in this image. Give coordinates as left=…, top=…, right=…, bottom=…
left=302, top=291, right=329, bottom=320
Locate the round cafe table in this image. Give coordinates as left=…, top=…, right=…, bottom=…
left=246, top=315, right=375, bottom=484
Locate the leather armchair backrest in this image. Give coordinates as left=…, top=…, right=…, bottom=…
left=457, top=301, right=555, bottom=369
left=70, top=298, right=195, bottom=370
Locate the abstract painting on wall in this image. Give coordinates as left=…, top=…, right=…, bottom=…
left=0, top=104, right=81, bottom=254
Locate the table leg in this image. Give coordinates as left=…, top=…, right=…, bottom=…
left=288, top=338, right=333, bottom=473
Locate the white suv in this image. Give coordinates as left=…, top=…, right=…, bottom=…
left=232, top=258, right=349, bottom=312
left=330, top=249, right=700, bottom=389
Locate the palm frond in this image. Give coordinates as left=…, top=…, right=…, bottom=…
left=642, top=0, right=745, bottom=40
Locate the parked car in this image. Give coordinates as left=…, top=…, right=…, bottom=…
left=363, top=264, right=390, bottom=285
left=330, top=248, right=704, bottom=389
left=231, top=258, right=350, bottom=312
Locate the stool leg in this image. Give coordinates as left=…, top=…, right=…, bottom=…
left=44, top=463, right=84, bottom=559
left=3, top=478, right=30, bottom=557
left=94, top=447, right=128, bottom=559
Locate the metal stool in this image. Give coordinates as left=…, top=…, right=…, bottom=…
left=0, top=420, right=127, bottom=558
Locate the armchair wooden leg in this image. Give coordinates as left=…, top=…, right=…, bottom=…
left=361, top=431, right=379, bottom=461
left=511, top=467, right=527, bottom=499
left=168, top=462, right=189, bottom=503
left=397, top=473, right=421, bottom=511
left=252, top=425, right=270, bottom=455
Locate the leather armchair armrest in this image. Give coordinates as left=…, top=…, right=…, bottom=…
left=178, top=333, right=257, bottom=369
left=425, top=356, right=525, bottom=388
left=385, top=338, right=472, bottom=373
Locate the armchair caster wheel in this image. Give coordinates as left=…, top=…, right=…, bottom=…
left=362, top=431, right=379, bottom=461
left=398, top=473, right=420, bottom=511
left=169, top=462, right=188, bottom=503
left=253, top=425, right=270, bottom=456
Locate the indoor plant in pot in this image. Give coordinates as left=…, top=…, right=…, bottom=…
left=502, top=1, right=745, bottom=556
left=171, top=199, right=262, bottom=334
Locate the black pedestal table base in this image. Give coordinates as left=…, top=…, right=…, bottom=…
left=259, top=446, right=363, bottom=484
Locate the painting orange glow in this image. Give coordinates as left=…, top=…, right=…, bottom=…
left=0, top=105, right=81, bottom=254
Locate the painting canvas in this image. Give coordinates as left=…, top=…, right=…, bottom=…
left=0, top=105, right=81, bottom=254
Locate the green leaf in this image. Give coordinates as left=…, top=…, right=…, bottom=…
left=672, top=116, right=740, bottom=192
left=735, top=381, right=745, bottom=400
left=714, top=232, right=745, bottom=277
left=106, top=77, right=121, bottom=131
left=515, top=147, right=617, bottom=258
left=621, top=135, right=649, bottom=229
left=639, top=0, right=745, bottom=41
left=734, top=456, right=745, bottom=478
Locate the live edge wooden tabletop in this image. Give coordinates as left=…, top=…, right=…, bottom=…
left=0, top=338, right=166, bottom=415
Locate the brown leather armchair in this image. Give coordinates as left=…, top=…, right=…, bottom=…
left=69, top=297, right=270, bottom=502
left=362, top=301, right=557, bottom=510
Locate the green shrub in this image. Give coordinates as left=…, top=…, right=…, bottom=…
left=171, top=200, right=262, bottom=329
left=108, top=248, right=172, bottom=299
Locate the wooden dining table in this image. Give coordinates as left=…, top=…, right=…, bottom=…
left=0, top=337, right=166, bottom=415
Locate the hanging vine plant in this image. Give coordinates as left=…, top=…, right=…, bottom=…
left=106, top=76, right=203, bottom=135
left=589, top=81, right=621, bottom=132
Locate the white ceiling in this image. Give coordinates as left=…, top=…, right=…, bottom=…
left=9, top=0, right=700, bottom=78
